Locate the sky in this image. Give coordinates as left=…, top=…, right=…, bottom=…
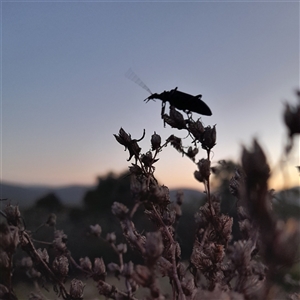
left=1, top=1, right=299, bottom=191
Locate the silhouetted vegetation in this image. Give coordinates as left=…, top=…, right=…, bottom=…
left=0, top=90, right=299, bottom=300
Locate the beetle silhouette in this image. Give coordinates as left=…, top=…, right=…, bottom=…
left=145, top=87, right=212, bottom=116
left=126, top=69, right=212, bottom=117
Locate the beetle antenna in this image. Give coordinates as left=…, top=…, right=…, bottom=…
left=125, top=68, right=152, bottom=95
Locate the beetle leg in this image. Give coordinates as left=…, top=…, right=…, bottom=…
left=161, top=102, right=166, bottom=118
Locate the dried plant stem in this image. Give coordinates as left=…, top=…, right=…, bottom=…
left=151, top=204, right=186, bottom=300
left=22, top=231, right=69, bottom=298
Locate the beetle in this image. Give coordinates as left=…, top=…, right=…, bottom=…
left=145, top=87, right=212, bottom=116
left=126, top=69, right=212, bottom=116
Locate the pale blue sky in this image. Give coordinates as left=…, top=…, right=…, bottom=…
left=1, top=1, right=299, bottom=189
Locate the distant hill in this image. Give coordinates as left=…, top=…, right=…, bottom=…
left=0, top=182, right=93, bottom=208
left=0, top=181, right=205, bottom=208
left=2, top=180, right=298, bottom=210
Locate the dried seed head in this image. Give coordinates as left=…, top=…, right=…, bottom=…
left=107, top=262, right=120, bottom=274
left=36, top=248, right=49, bottom=263
left=181, top=277, right=195, bottom=296
left=141, top=151, right=154, bottom=168
left=169, top=106, right=187, bottom=130
left=114, top=128, right=145, bottom=161
left=167, top=135, right=183, bottom=154
left=129, top=164, right=143, bottom=176
left=79, top=257, right=92, bottom=272
left=145, top=232, right=164, bottom=262
left=93, top=257, right=106, bottom=280
left=114, top=127, right=132, bottom=147
left=117, top=243, right=127, bottom=254
left=186, top=146, right=199, bottom=162
left=0, top=224, right=19, bottom=253
left=151, top=132, right=161, bottom=150
left=123, top=261, right=134, bottom=277
left=89, top=224, right=102, bottom=237
left=194, top=158, right=211, bottom=183
left=106, top=232, right=117, bottom=244
left=46, top=213, right=57, bottom=227
left=53, top=237, right=67, bottom=253
left=111, top=202, right=129, bottom=219
left=187, top=119, right=205, bottom=141
left=20, top=257, right=33, bottom=268
left=69, top=278, right=85, bottom=299
left=52, top=255, right=69, bottom=278
left=97, top=281, right=114, bottom=297
left=150, top=184, right=170, bottom=205
left=3, top=204, right=21, bottom=227
left=132, top=265, right=152, bottom=287
left=201, top=125, right=216, bottom=150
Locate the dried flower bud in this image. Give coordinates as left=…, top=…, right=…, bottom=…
left=114, top=128, right=145, bottom=161
left=129, top=164, right=143, bottom=176
left=80, top=257, right=92, bottom=272
left=69, top=278, right=85, bottom=299
left=27, top=268, right=41, bottom=279
left=145, top=232, right=164, bottom=262
left=52, top=255, right=69, bottom=277
left=4, top=204, right=21, bottom=227
left=93, top=257, right=106, bottom=280
left=53, top=237, right=67, bottom=252
left=187, top=119, right=205, bottom=141
left=36, top=248, right=49, bottom=263
left=0, top=224, right=19, bottom=253
left=201, top=125, right=216, bottom=150
left=167, top=135, right=184, bottom=154
left=123, top=261, right=134, bottom=277
left=97, top=281, right=115, bottom=298
left=20, top=257, right=33, bottom=268
left=46, top=213, right=56, bottom=227
left=162, top=210, right=176, bottom=226
left=54, top=230, right=68, bottom=242
left=107, top=262, right=120, bottom=274
left=111, top=202, right=129, bottom=219
left=181, top=277, right=195, bottom=296
left=151, top=132, right=161, bottom=150
left=130, top=174, right=148, bottom=197
left=186, top=146, right=199, bottom=162
left=132, top=265, right=152, bottom=287
left=117, top=243, right=127, bottom=254
left=89, top=224, right=102, bottom=237
left=106, top=232, right=116, bottom=244
left=141, top=151, right=154, bottom=167
left=169, top=106, right=187, bottom=130
left=150, top=185, right=170, bottom=205
left=114, top=127, right=132, bottom=147
left=194, top=158, right=211, bottom=183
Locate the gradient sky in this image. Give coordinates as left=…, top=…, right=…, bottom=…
left=1, top=1, right=299, bottom=191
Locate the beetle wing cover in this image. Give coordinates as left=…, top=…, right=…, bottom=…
left=171, top=91, right=212, bottom=116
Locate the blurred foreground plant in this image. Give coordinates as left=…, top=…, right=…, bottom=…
left=0, top=91, right=299, bottom=300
